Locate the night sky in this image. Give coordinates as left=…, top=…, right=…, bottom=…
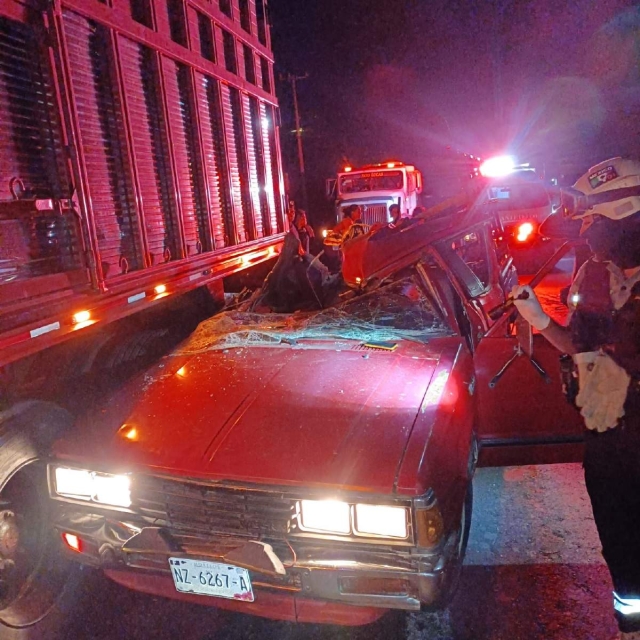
left=270, top=0, right=640, bottom=216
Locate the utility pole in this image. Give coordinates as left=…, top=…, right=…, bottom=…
left=492, top=0, right=508, bottom=126
left=282, top=72, right=309, bottom=210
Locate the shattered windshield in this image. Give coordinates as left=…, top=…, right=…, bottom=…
left=179, top=274, right=451, bottom=353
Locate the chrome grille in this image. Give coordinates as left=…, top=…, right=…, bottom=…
left=133, top=476, right=295, bottom=539
left=362, top=204, right=388, bottom=225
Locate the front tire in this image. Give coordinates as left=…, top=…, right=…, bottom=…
left=0, top=402, right=83, bottom=638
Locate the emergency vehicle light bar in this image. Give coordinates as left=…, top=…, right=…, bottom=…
left=479, top=156, right=516, bottom=178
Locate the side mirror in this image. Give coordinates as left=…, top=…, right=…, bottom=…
left=538, top=212, right=582, bottom=240
left=325, top=179, right=337, bottom=200
left=415, top=171, right=423, bottom=194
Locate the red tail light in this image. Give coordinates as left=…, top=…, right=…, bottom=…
left=516, top=222, right=535, bottom=242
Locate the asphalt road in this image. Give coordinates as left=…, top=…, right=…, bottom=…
left=64, top=463, right=618, bottom=640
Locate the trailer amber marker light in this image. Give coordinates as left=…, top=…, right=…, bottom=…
left=72, top=310, right=91, bottom=324
left=119, top=424, right=138, bottom=441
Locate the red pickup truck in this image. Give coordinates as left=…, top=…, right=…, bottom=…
left=28, top=205, right=585, bottom=635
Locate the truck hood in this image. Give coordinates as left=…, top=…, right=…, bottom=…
left=56, top=343, right=442, bottom=494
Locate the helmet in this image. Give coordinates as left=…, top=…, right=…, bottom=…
left=563, top=157, right=640, bottom=221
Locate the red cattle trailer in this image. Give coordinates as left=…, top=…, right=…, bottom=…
left=0, top=0, right=286, bottom=369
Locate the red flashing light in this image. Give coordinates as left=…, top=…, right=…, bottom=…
left=62, top=532, right=82, bottom=553
left=516, top=222, right=535, bottom=243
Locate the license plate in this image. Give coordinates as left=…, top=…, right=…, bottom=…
left=169, top=557, right=254, bottom=602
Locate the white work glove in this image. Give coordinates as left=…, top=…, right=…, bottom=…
left=510, top=285, right=550, bottom=331
left=575, top=351, right=630, bottom=432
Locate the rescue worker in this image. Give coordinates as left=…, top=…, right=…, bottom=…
left=512, top=157, right=640, bottom=639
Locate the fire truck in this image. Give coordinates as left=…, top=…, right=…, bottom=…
left=0, top=1, right=286, bottom=633
left=326, top=161, right=424, bottom=226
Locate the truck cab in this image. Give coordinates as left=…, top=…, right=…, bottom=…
left=327, top=162, right=423, bottom=226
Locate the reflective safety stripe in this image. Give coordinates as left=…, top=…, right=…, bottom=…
left=614, top=592, right=640, bottom=616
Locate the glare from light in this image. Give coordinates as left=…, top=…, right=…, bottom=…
left=354, top=504, right=408, bottom=538
left=344, top=166, right=352, bottom=172
left=516, top=222, right=535, bottom=242
left=176, top=366, right=187, bottom=377
left=261, top=117, right=269, bottom=130
left=73, top=310, right=91, bottom=324
left=93, top=474, right=131, bottom=508
left=479, top=155, right=516, bottom=178
left=267, top=246, right=276, bottom=257
left=62, top=532, right=82, bottom=552
left=55, top=468, right=93, bottom=499
left=571, top=293, right=580, bottom=306
left=299, top=500, right=351, bottom=534
left=355, top=277, right=362, bottom=284
left=154, top=284, right=167, bottom=295
left=242, top=255, right=252, bottom=267
left=424, top=369, right=449, bottom=406
left=387, top=162, right=396, bottom=168
left=322, top=229, right=328, bottom=238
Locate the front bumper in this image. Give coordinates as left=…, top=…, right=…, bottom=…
left=52, top=506, right=457, bottom=624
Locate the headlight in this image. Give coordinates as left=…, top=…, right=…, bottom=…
left=53, top=466, right=131, bottom=508
left=297, top=500, right=409, bottom=539
left=298, top=500, right=351, bottom=534
left=354, top=504, right=408, bottom=538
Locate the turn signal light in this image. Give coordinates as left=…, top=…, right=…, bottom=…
left=63, top=532, right=82, bottom=553
left=415, top=505, right=444, bottom=549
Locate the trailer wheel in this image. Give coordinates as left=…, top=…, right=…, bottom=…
left=0, top=402, right=82, bottom=638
